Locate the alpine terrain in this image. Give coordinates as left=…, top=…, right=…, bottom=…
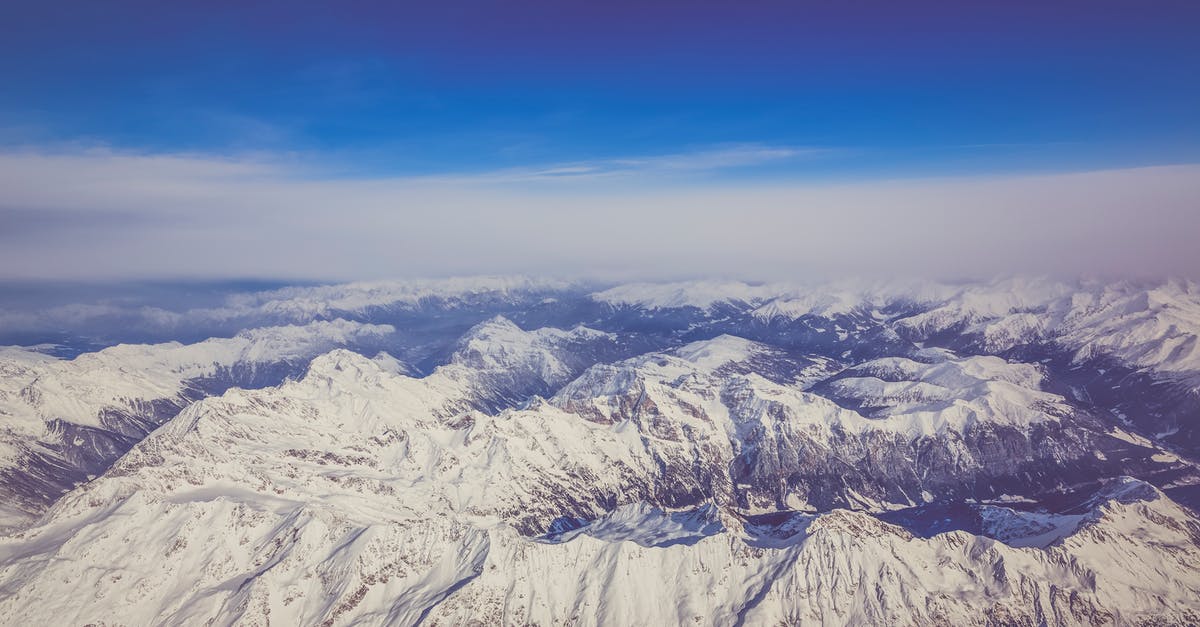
left=1, top=276, right=1199, bottom=626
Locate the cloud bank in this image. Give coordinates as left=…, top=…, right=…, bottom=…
left=1, top=146, right=1197, bottom=281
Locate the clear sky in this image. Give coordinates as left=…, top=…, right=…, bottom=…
left=2, top=1, right=1199, bottom=280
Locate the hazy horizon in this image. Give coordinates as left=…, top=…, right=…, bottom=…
left=3, top=1, right=1199, bottom=281
left=2, top=154, right=1198, bottom=281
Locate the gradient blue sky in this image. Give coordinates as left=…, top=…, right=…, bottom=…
left=2, top=1, right=1199, bottom=280
left=4, top=0, right=1199, bottom=175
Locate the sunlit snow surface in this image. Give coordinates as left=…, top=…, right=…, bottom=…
left=0, top=276, right=1198, bottom=625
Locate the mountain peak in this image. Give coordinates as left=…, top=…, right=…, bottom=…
left=303, top=347, right=391, bottom=384
left=1087, top=476, right=1163, bottom=508
left=671, top=334, right=763, bottom=370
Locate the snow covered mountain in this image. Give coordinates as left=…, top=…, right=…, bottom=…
left=1, top=348, right=1196, bottom=625
left=0, top=320, right=394, bottom=530
left=594, top=277, right=1200, bottom=455
left=0, top=276, right=1198, bottom=625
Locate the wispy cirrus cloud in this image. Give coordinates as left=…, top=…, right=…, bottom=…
left=440, top=143, right=822, bottom=183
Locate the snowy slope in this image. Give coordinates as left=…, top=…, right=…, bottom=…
left=0, top=343, right=1196, bottom=625
left=0, top=320, right=394, bottom=530
left=592, top=280, right=789, bottom=310
left=885, top=278, right=1200, bottom=378
left=555, top=336, right=1190, bottom=512
left=592, top=277, right=1200, bottom=382
left=1, top=276, right=1199, bottom=625
left=432, top=480, right=1200, bottom=626
left=212, top=275, right=577, bottom=322
left=0, top=276, right=580, bottom=349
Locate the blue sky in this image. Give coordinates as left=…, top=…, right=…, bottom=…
left=1, top=1, right=1199, bottom=280
left=4, top=0, right=1199, bottom=176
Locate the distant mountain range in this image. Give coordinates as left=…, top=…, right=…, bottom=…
left=0, top=277, right=1198, bottom=625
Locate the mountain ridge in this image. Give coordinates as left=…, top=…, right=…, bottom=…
left=0, top=277, right=1198, bottom=624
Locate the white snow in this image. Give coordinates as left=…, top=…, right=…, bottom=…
left=1, top=277, right=1200, bottom=624
left=591, top=280, right=787, bottom=309
left=592, top=277, right=1200, bottom=382
left=0, top=320, right=395, bottom=530
left=1, top=343, right=1197, bottom=626
left=1107, top=428, right=1155, bottom=448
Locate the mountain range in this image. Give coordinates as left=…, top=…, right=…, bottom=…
left=0, top=276, right=1197, bottom=625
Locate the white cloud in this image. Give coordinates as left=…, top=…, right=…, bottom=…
left=0, top=146, right=1197, bottom=281
left=432, top=143, right=817, bottom=183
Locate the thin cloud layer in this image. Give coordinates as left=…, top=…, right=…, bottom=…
left=1, top=147, right=1197, bottom=281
